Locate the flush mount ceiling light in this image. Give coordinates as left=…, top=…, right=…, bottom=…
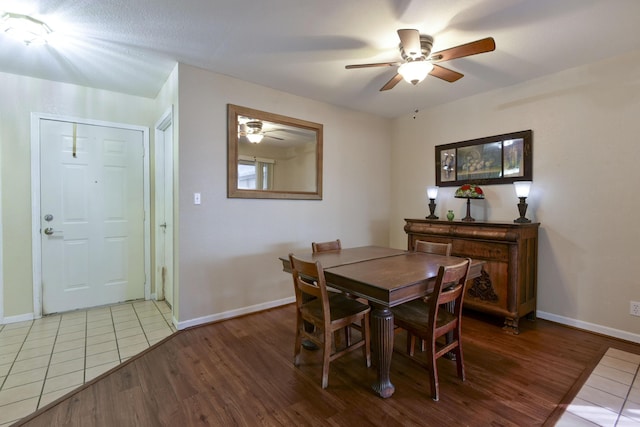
left=1, top=12, right=52, bottom=45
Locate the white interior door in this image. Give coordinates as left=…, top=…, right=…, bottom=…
left=155, top=111, right=174, bottom=308
left=40, top=119, right=145, bottom=314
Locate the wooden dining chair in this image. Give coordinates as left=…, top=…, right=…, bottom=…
left=391, top=258, right=471, bottom=401
left=409, top=240, right=453, bottom=351
left=289, top=253, right=371, bottom=389
left=312, top=238, right=365, bottom=346
left=311, top=239, right=341, bottom=253
left=414, top=240, right=452, bottom=256
left=303, top=239, right=345, bottom=350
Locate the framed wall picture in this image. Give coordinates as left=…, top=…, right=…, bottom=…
left=435, top=130, right=532, bottom=187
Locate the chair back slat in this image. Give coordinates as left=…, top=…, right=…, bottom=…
left=312, top=239, right=341, bottom=253
left=414, top=240, right=452, bottom=256
left=295, top=277, right=322, bottom=300
left=438, top=284, right=464, bottom=305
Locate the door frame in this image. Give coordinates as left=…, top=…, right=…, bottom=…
left=30, top=113, right=151, bottom=318
left=0, top=151, right=3, bottom=322
left=153, top=106, right=174, bottom=305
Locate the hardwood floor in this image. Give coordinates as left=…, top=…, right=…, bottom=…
left=14, top=305, right=640, bottom=426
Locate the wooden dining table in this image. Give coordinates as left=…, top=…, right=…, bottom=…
left=279, top=246, right=484, bottom=398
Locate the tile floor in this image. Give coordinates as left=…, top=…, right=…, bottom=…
left=556, top=348, right=640, bottom=426
left=0, top=300, right=175, bottom=427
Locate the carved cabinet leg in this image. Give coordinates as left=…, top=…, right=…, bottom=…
left=502, top=316, right=520, bottom=335
left=370, top=305, right=395, bottom=398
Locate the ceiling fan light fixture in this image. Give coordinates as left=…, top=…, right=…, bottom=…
left=246, top=133, right=264, bottom=143
left=1, top=12, right=52, bottom=45
left=398, top=60, right=434, bottom=85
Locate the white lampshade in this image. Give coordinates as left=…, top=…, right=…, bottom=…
left=398, top=61, right=434, bottom=85
left=246, top=133, right=264, bottom=144
left=514, top=181, right=532, bottom=198
left=427, top=186, right=439, bottom=199
left=1, top=13, right=52, bottom=45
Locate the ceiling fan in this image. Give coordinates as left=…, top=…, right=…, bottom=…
left=345, top=29, right=495, bottom=91
left=238, top=120, right=284, bottom=143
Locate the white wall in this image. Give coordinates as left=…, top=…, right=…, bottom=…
left=0, top=72, right=159, bottom=318
left=390, top=49, right=640, bottom=341
left=175, top=64, right=392, bottom=326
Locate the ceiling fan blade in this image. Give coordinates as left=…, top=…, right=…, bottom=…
left=380, top=73, right=403, bottom=91
left=429, top=64, right=464, bottom=82
left=346, top=61, right=400, bottom=69
left=397, top=29, right=421, bottom=58
left=265, top=135, right=284, bottom=141
left=430, top=37, right=496, bottom=63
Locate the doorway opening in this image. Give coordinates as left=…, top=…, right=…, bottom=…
left=154, top=106, right=174, bottom=311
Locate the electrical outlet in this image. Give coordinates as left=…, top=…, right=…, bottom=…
left=631, top=301, right=640, bottom=317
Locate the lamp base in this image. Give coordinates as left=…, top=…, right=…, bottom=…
left=514, top=217, right=531, bottom=224
left=514, top=198, right=530, bottom=223
left=426, top=199, right=438, bottom=220
left=461, top=198, right=475, bottom=222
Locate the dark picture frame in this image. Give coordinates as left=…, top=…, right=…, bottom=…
left=435, top=130, right=532, bottom=187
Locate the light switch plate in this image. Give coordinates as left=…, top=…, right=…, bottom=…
left=631, top=301, right=640, bottom=317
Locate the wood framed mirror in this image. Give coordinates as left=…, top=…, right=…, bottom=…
left=227, top=104, right=323, bottom=200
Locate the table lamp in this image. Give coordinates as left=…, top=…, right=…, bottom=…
left=454, top=184, right=484, bottom=222
left=513, top=181, right=532, bottom=223
left=426, top=186, right=439, bottom=219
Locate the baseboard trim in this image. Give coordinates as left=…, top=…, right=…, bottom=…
left=3, top=305, right=637, bottom=345
left=176, top=296, right=295, bottom=330
left=1, top=312, right=35, bottom=325
left=537, top=310, right=640, bottom=344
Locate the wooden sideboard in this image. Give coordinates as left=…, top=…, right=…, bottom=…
left=404, top=219, right=539, bottom=334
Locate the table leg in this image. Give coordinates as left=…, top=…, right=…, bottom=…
left=370, top=305, right=395, bottom=398
left=444, top=300, right=456, bottom=360
left=302, top=294, right=319, bottom=350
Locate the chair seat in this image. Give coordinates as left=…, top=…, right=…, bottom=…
left=391, top=299, right=456, bottom=337
left=302, top=294, right=370, bottom=324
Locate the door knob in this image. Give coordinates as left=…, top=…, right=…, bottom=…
left=43, top=227, right=63, bottom=236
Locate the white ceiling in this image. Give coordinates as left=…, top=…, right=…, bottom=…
left=2, top=0, right=640, bottom=119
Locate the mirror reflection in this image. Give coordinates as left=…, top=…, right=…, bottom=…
left=228, top=104, right=323, bottom=199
